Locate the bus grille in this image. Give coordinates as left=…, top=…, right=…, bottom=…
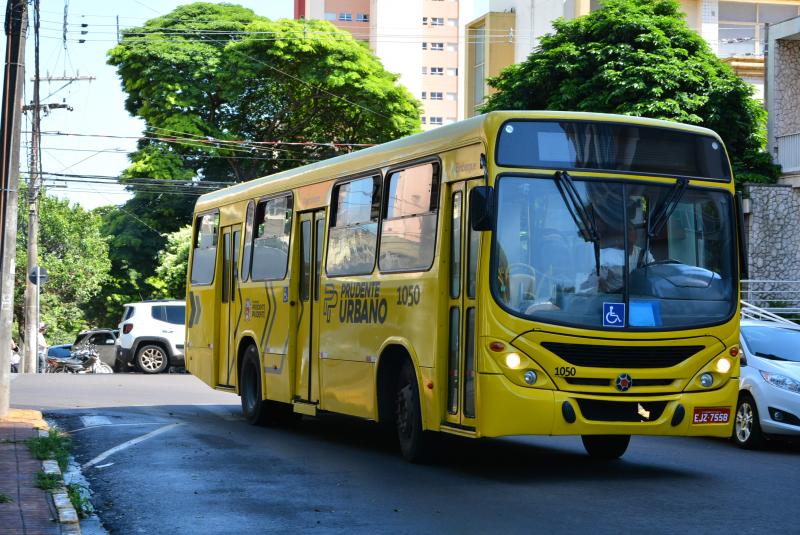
left=541, top=343, right=703, bottom=368
left=564, top=377, right=675, bottom=387
left=576, top=399, right=668, bottom=422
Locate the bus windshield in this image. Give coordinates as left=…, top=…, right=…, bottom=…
left=492, top=176, right=736, bottom=330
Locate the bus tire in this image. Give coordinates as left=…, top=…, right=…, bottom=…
left=240, top=346, right=270, bottom=426
left=581, top=435, right=630, bottom=460
left=395, top=362, right=431, bottom=462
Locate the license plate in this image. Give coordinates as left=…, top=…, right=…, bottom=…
left=692, top=407, right=730, bottom=424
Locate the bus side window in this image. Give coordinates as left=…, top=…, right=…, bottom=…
left=241, top=201, right=255, bottom=281
left=251, top=195, right=293, bottom=281
left=327, top=175, right=381, bottom=276
left=191, top=212, right=219, bottom=285
left=379, top=162, right=440, bottom=272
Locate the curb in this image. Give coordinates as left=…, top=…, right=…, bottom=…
left=38, top=429, right=82, bottom=535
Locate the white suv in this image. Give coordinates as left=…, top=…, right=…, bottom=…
left=116, top=300, right=186, bottom=374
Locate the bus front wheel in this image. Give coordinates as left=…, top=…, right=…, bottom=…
left=240, top=347, right=267, bottom=425
left=395, top=362, right=431, bottom=462
left=581, top=435, right=630, bottom=460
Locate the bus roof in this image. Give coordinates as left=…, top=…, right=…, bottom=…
left=194, top=111, right=723, bottom=212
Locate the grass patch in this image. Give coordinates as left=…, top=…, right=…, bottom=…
left=66, top=483, right=94, bottom=519
left=35, top=472, right=61, bottom=491
left=0, top=492, right=12, bottom=503
left=27, top=429, right=71, bottom=471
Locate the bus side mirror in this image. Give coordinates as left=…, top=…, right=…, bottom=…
left=470, top=186, right=494, bottom=231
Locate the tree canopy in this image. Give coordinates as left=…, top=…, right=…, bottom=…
left=147, top=225, right=192, bottom=301
left=480, top=0, right=774, bottom=181
left=15, top=190, right=112, bottom=344
left=86, top=2, right=421, bottom=327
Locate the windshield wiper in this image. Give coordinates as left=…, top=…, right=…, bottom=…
left=648, top=177, right=688, bottom=238
left=554, top=170, right=600, bottom=275
left=754, top=351, right=788, bottom=361
left=639, top=177, right=688, bottom=268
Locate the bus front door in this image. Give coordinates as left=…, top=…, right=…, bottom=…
left=217, top=224, right=241, bottom=388
left=445, top=179, right=481, bottom=428
left=295, top=210, right=326, bottom=403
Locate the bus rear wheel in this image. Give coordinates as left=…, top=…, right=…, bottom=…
left=395, top=362, right=431, bottom=462
left=581, top=435, right=630, bottom=460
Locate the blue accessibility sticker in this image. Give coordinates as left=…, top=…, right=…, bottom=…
left=603, top=302, right=625, bottom=328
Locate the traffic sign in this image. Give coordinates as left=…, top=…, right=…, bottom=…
left=28, top=266, right=48, bottom=285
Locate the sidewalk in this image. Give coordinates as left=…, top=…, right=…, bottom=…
left=0, top=409, right=63, bottom=535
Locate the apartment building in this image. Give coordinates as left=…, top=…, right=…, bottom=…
left=296, top=0, right=464, bottom=131
left=464, top=0, right=800, bottom=117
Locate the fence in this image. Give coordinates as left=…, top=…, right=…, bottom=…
left=741, top=279, right=800, bottom=321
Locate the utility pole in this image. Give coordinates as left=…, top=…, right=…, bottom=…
left=0, top=0, right=28, bottom=416
left=22, top=0, right=40, bottom=373
left=21, top=0, right=92, bottom=373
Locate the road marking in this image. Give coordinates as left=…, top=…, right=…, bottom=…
left=94, top=463, right=114, bottom=469
left=69, top=422, right=166, bottom=433
left=82, top=422, right=183, bottom=470
left=81, top=416, right=112, bottom=427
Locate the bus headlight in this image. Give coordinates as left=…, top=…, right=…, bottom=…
left=700, top=373, right=714, bottom=388
left=715, top=357, right=731, bottom=374
left=505, top=353, right=521, bottom=369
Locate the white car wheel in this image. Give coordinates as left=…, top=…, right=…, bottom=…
left=733, top=394, right=765, bottom=449
left=136, top=345, right=169, bottom=374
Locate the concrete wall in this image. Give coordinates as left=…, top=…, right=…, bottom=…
left=772, top=40, right=800, bottom=140
left=744, top=183, right=800, bottom=282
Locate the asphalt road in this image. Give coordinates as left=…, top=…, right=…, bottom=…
left=10, top=374, right=800, bottom=534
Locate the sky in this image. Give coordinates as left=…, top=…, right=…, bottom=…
left=9, top=0, right=489, bottom=211
left=18, top=0, right=294, bottom=210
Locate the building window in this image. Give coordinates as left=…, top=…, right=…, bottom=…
left=356, top=13, right=369, bottom=22
left=447, top=42, right=457, bottom=52
left=379, top=163, right=440, bottom=272
left=472, top=25, right=486, bottom=111
left=421, top=66, right=428, bottom=75
left=446, top=91, right=457, bottom=101
left=421, top=91, right=427, bottom=99
left=431, top=67, right=444, bottom=75
left=431, top=17, right=444, bottom=26
left=719, top=2, right=800, bottom=57
left=447, top=67, right=458, bottom=76
left=324, top=12, right=336, bottom=21
left=422, top=41, right=428, bottom=50
left=447, top=18, right=458, bottom=26
left=338, top=12, right=352, bottom=22
left=421, top=116, right=427, bottom=124
left=422, top=16, right=428, bottom=25
left=430, top=116, right=443, bottom=126
left=327, top=176, right=381, bottom=276
left=431, top=42, right=444, bottom=51
left=430, top=91, right=443, bottom=100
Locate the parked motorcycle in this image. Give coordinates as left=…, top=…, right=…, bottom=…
left=45, top=345, right=114, bottom=374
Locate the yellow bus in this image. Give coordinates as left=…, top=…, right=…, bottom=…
left=186, top=111, right=744, bottom=461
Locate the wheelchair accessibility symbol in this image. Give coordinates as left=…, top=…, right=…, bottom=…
left=603, top=303, right=625, bottom=328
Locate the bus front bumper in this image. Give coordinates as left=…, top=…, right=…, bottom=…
left=476, top=373, right=737, bottom=439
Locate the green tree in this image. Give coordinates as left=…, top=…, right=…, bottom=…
left=147, top=225, right=192, bottom=300
left=15, top=189, right=112, bottom=344
left=480, top=0, right=775, bottom=183
left=90, top=2, right=421, bottom=323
